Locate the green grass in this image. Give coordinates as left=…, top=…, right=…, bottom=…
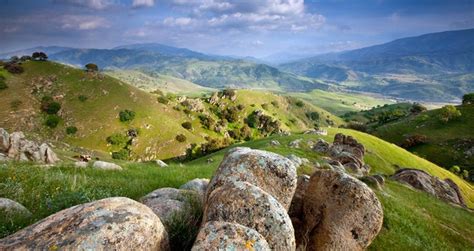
left=1, top=128, right=473, bottom=249
left=374, top=104, right=474, bottom=172
left=289, top=89, right=393, bottom=115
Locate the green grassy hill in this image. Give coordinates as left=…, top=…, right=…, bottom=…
left=1, top=128, right=473, bottom=248
left=373, top=104, right=474, bottom=174
left=0, top=61, right=340, bottom=160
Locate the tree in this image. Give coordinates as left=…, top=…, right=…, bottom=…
left=119, top=110, right=135, bottom=122
left=410, top=103, right=427, bottom=114
left=462, top=93, right=474, bottom=105
left=3, top=63, right=24, bottom=74
left=182, top=121, right=193, bottom=130
left=176, top=134, right=187, bottom=142
left=85, top=63, right=99, bottom=72
left=32, top=52, right=48, bottom=61
left=450, top=165, right=461, bottom=174
left=438, top=105, right=461, bottom=123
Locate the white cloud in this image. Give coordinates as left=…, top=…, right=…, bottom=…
left=54, top=0, right=114, bottom=10
left=60, top=15, right=110, bottom=30
left=133, top=0, right=155, bottom=8
left=163, top=17, right=194, bottom=27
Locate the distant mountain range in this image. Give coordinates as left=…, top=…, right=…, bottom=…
left=2, top=29, right=473, bottom=101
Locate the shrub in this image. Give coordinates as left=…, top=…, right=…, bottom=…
left=346, top=122, right=367, bottom=132
left=438, top=105, right=461, bottom=123
left=0, top=81, right=7, bottom=90
left=106, top=133, right=129, bottom=146
left=182, top=122, right=193, bottom=130
left=401, top=134, right=428, bottom=149
left=222, top=106, right=240, bottom=123
left=78, top=95, right=88, bottom=102
left=3, top=63, right=24, bottom=74
left=199, top=114, right=216, bottom=130
left=306, top=111, right=320, bottom=121
left=40, top=96, right=61, bottom=115
left=66, top=126, right=78, bottom=135
left=461, top=170, right=469, bottom=180
left=112, top=149, right=129, bottom=160
left=295, top=100, right=304, bottom=107
left=410, top=103, right=427, bottom=114
left=85, top=63, right=99, bottom=72
left=450, top=165, right=461, bottom=174
left=271, top=100, right=279, bottom=108
left=239, top=124, right=252, bottom=141
left=45, top=115, right=60, bottom=128
left=157, top=96, right=169, bottom=104
left=176, top=134, right=187, bottom=142
left=32, top=52, right=48, bottom=61
left=261, top=103, right=269, bottom=110
left=119, top=110, right=136, bottom=122
left=462, top=93, right=474, bottom=105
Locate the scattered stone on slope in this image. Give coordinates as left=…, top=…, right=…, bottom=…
left=288, top=139, right=302, bottom=148
left=180, top=178, right=209, bottom=199
left=0, top=198, right=32, bottom=219
left=204, top=181, right=295, bottom=250
left=268, top=140, right=281, bottom=146
left=304, top=128, right=328, bottom=135
left=286, top=154, right=310, bottom=168
left=302, top=169, right=383, bottom=250
left=206, top=147, right=297, bottom=209
left=392, top=168, right=466, bottom=207
left=141, top=187, right=201, bottom=225
left=74, top=161, right=88, bottom=168
left=0, top=197, right=169, bottom=250
left=0, top=128, right=9, bottom=152
left=313, top=139, right=330, bottom=153
left=155, top=159, right=168, bottom=168
left=92, top=161, right=122, bottom=170
left=192, top=221, right=270, bottom=251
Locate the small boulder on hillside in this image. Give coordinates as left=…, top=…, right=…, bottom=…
left=392, top=168, right=466, bottom=206
left=192, top=221, right=270, bottom=251
left=155, top=159, right=168, bottom=168
left=0, top=128, right=9, bottom=152
left=180, top=178, right=209, bottom=199
left=288, top=139, right=302, bottom=148
left=0, top=198, right=32, bottom=219
left=206, top=147, right=297, bottom=209
left=92, top=161, right=122, bottom=170
left=0, top=197, right=169, bottom=250
left=286, top=154, right=310, bottom=168
left=313, top=139, right=330, bottom=153
left=301, top=169, right=383, bottom=250
left=204, top=181, right=295, bottom=250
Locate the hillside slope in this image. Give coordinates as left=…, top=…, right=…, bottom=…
left=373, top=104, right=474, bottom=174
left=0, top=61, right=340, bottom=160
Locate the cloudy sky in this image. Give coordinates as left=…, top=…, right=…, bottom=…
left=0, top=0, right=473, bottom=57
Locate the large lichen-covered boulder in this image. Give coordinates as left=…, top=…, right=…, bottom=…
left=206, top=147, right=297, bottom=209
left=141, top=187, right=201, bottom=225
left=392, top=168, right=466, bottom=206
left=192, top=221, right=270, bottom=251
left=302, top=170, right=383, bottom=250
left=204, top=181, right=295, bottom=250
left=0, top=198, right=32, bottom=219
left=0, top=197, right=169, bottom=250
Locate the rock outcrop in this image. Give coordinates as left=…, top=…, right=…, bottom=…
left=0, top=128, right=59, bottom=164
left=206, top=147, right=297, bottom=210
left=204, top=181, right=295, bottom=250
left=392, top=168, right=466, bottom=206
left=141, top=187, right=200, bottom=224
left=0, top=197, right=169, bottom=250
left=301, top=169, right=383, bottom=250
left=192, top=221, right=270, bottom=251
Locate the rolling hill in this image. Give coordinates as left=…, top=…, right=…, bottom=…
left=0, top=60, right=340, bottom=160
left=280, top=29, right=474, bottom=102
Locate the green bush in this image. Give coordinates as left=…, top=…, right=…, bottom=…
left=40, top=96, right=61, bottom=115
left=438, top=105, right=461, bottom=123
left=157, top=96, right=169, bottom=104
left=176, top=134, right=187, bottom=142
left=45, top=115, right=60, bottom=128
left=199, top=114, right=216, bottom=130
left=271, top=100, right=279, bottom=108
left=450, top=165, right=461, bottom=174
left=306, top=111, right=320, bottom=121
left=295, top=100, right=304, bottom=107
left=182, top=122, right=193, bottom=130
left=78, top=95, right=88, bottom=102
left=119, top=110, right=136, bottom=122
left=410, top=103, right=427, bottom=114
left=106, top=133, right=129, bottom=146
left=462, top=93, right=474, bottom=105
left=66, top=126, right=78, bottom=135
left=261, top=103, right=269, bottom=110
left=0, top=79, right=7, bottom=90
left=112, top=149, right=129, bottom=160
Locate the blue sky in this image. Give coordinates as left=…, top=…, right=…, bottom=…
left=0, top=0, right=473, bottom=57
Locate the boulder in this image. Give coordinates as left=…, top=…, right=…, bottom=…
left=327, top=134, right=370, bottom=176
left=74, top=161, right=88, bottom=168
left=155, top=159, right=168, bottom=168
left=288, top=139, right=302, bottom=148
left=302, top=169, right=383, bottom=250
left=92, top=161, right=122, bottom=170
left=0, top=197, right=169, bottom=250
left=206, top=147, right=297, bottom=209
left=7, top=132, right=25, bottom=159
left=39, top=143, right=59, bottom=164
left=288, top=175, right=310, bottom=218
left=180, top=178, right=209, bottom=198
left=192, top=221, right=270, bottom=251
left=269, top=140, right=281, bottom=146
left=313, top=139, right=330, bottom=153
left=0, top=128, right=9, bottom=152
left=392, top=168, right=466, bottom=206
left=0, top=198, right=32, bottom=219
left=204, top=181, right=295, bottom=250
left=286, top=154, right=310, bottom=168
left=141, top=187, right=201, bottom=224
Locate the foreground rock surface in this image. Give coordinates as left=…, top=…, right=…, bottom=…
left=204, top=181, right=295, bottom=250
left=206, top=147, right=297, bottom=209
left=0, top=197, right=169, bottom=250
left=302, top=169, right=383, bottom=250
left=192, top=221, right=270, bottom=251
left=392, top=168, right=465, bottom=206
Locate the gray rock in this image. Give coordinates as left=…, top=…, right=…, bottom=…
left=155, top=160, right=168, bottom=168
left=0, top=128, right=9, bottom=152
left=313, top=139, right=330, bottom=153
left=180, top=178, right=209, bottom=198
left=0, top=198, right=32, bottom=219
left=0, top=197, right=169, bottom=250
left=192, top=221, right=270, bottom=251
left=7, top=132, right=24, bottom=159
left=206, top=147, right=297, bottom=210
left=204, top=181, right=296, bottom=250
left=286, top=154, right=310, bottom=168
left=269, top=140, right=281, bottom=146
left=288, top=139, right=302, bottom=148
left=74, top=161, right=88, bottom=168
left=92, top=161, right=122, bottom=170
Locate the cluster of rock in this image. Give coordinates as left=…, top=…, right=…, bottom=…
left=0, top=146, right=384, bottom=250
left=0, top=128, right=59, bottom=164
left=314, top=133, right=370, bottom=176
left=392, top=168, right=466, bottom=207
